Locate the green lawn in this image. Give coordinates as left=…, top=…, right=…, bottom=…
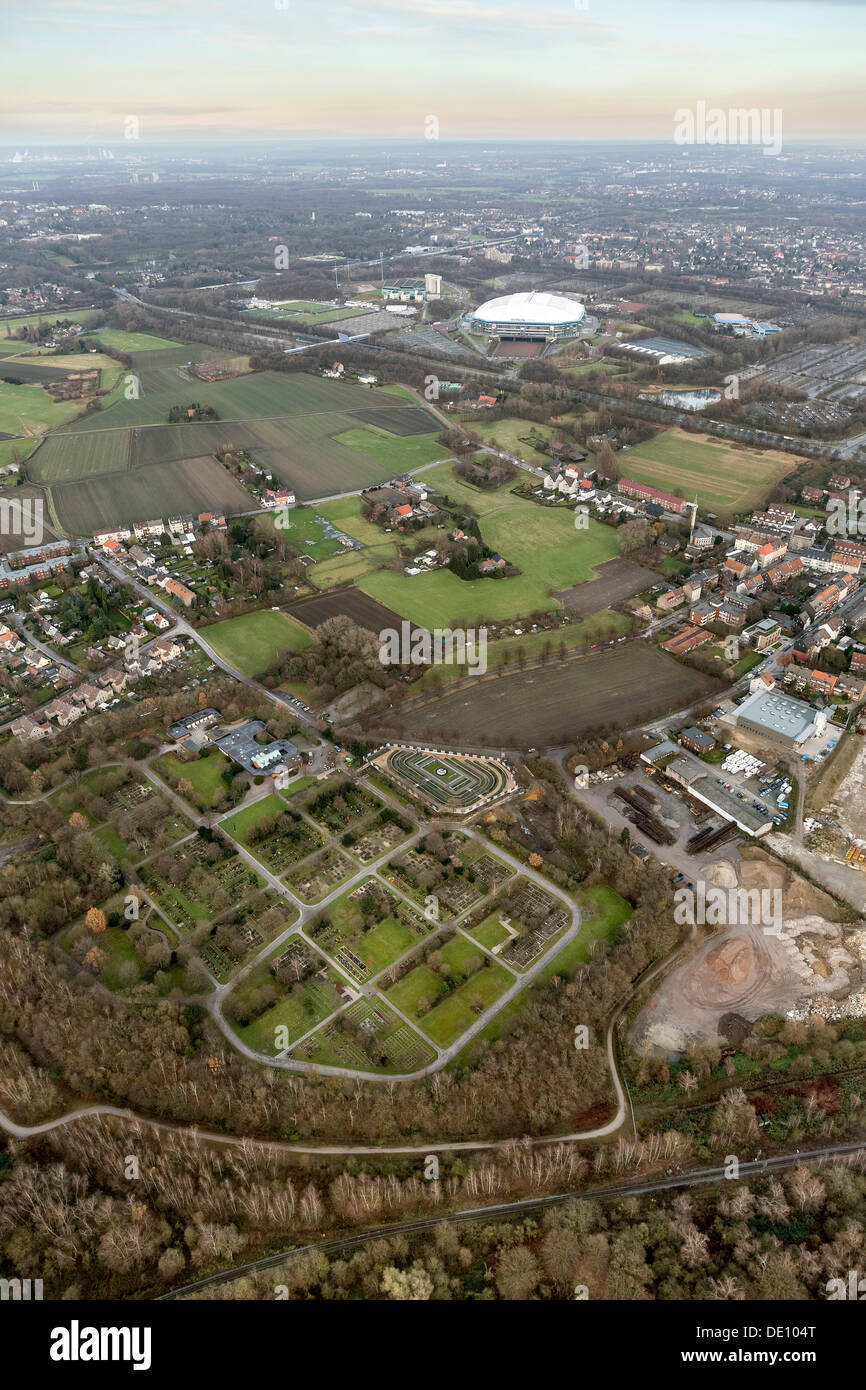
left=468, top=915, right=511, bottom=951
left=538, top=886, right=632, bottom=981
left=222, top=794, right=287, bottom=847
left=0, top=379, right=92, bottom=436
left=332, top=424, right=446, bottom=472
left=202, top=608, right=312, bottom=677
left=156, top=750, right=232, bottom=809
left=416, top=960, right=512, bottom=1047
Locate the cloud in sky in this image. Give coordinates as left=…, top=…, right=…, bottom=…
left=2, top=0, right=864, bottom=141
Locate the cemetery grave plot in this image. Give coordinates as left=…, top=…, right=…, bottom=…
left=224, top=934, right=348, bottom=1054
left=305, top=879, right=426, bottom=982
left=223, top=799, right=323, bottom=873
left=345, top=811, right=414, bottom=864
left=294, top=996, right=436, bottom=1074
left=53, top=768, right=193, bottom=859
left=382, top=747, right=508, bottom=810
left=138, top=850, right=262, bottom=934
left=383, top=840, right=488, bottom=917
left=500, top=880, right=572, bottom=971
left=385, top=932, right=513, bottom=1048
left=286, top=848, right=357, bottom=903
left=302, top=778, right=383, bottom=833
left=200, top=891, right=297, bottom=981
left=471, top=853, right=514, bottom=893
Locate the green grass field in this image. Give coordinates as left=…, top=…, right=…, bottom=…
left=332, top=424, right=446, bottom=471
left=201, top=608, right=312, bottom=677
left=222, top=794, right=287, bottom=846
left=470, top=415, right=578, bottom=467
left=86, top=328, right=182, bottom=353
left=155, top=750, right=232, bottom=809
left=359, top=509, right=620, bottom=626
left=622, top=428, right=797, bottom=513
left=412, top=959, right=512, bottom=1047
left=254, top=505, right=345, bottom=560
left=0, top=380, right=93, bottom=437
left=30, top=429, right=132, bottom=483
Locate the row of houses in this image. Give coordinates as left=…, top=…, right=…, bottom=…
left=93, top=512, right=229, bottom=548
left=9, top=634, right=185, bottom=741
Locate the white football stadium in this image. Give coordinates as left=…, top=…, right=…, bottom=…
left=467, top=290, right=586, bottom=341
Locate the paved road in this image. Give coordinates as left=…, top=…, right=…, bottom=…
left=13, top=617, right=80, bottom=674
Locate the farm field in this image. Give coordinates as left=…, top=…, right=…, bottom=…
left=29, top=430, right=132, bottom=483
left=622, top=427, right=797, bottom=512
left=13, top=351, right=120, bottom=374
left=359, top=511, right=620, bottom=627
left=40, top=370, right=441, bottom=502
left=49, top=454, right=257, bottom=534
left=378, top=643, right=721, bottom=748
left=0, top=483, right=61, bottom=552
left=201, top=608, right=312, bottom=677
left=287, top=587, right=403, bottom=636
left=555, top=557, right=659, bottom=617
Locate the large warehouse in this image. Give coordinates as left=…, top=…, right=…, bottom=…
left=731, top=688, right=827, bottom=750
left=466, top=290, right=585, bottom=341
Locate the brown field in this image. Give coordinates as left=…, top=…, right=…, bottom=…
left=287, top=587, right=405, bottom=635
left=369, top=643, right=721, bottom=749
left=50, top=456, right=258, bottom=535
left=0, top=483, right=60, bottom=552
left=555, top=557, right=659, bottom=617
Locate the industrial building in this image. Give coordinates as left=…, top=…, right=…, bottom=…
left=731, top=688, right=827, bottom=750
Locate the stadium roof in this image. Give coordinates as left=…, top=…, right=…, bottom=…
left=471, top=291, right=585, bottom=325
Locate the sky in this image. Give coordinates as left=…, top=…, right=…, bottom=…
left=2, top=0, right=865, bottom=145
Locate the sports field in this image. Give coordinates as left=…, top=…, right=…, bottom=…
left=622, top=427, right=797, bottom=512
left=202, top=608, right=312, bottom=677
left=383, top=748, right=508, bottom=808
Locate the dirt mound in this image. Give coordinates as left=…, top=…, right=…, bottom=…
left=705, top=936, right=753, bottom=985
